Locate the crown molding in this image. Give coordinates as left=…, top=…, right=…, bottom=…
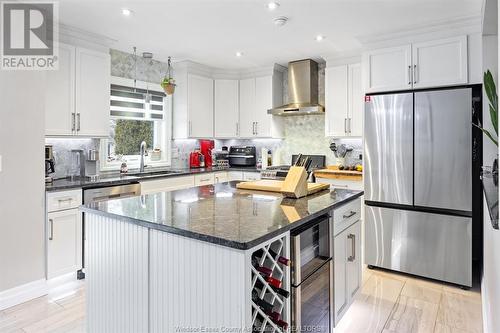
left=59, top=23, right=116, bottom=51
left=357, top=14, right=482, bottom=49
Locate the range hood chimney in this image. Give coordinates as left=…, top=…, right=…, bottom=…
left=268, top=59, right=324, bottom=116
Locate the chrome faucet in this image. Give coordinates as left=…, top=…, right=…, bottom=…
left=139, top=141, right=147, bottom=172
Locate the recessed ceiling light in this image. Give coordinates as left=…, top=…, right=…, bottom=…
left=315, top=35, right=325, bottom=42
left=267, top=2, right=280, bottom=10
left=273, top=16, right=288, bottom=27
left=121, top=8, right=132, bottom=16
left=236, top=51, right=243, bottom=57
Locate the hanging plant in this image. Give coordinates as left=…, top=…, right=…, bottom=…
left=161, top=56, right=176, bottom=95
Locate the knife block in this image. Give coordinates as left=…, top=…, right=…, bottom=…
left=281, top=166, right=308, bottom=198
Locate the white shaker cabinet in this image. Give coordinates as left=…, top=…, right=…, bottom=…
left=45, top=43, right=75, bottom=136
left=173, top=73, right=214, bottom=138
left=325, top=63, right=363, bottom=137
left=45, top=43, right=110, bottom=137
left=75, top=47, right=110, bottom=137
left=363, top=45, right=412, bottom=93
left=47, top=209, right=82, bottom=279
left=239, top=78, right=256, bottom=137
left=188, top=74, right=214, bottom=138
left=215, top=79, right=239, bottom=138
left=363, top=36, right=468, bottom=93
left=46, top=189, right=83, bottom=279
left=239, top=74, right=283, bottom=138
left=412, top=36, right=468, bottom=89
left=333, top=198, right=362, bottom=325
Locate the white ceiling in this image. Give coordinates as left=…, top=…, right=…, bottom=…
left=58, top=0, right=482, bottom=69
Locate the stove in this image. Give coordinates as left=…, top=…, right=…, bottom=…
left=260, top=155, right=326, bottom=180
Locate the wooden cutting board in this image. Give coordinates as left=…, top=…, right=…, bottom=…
left=236, top=180, right=330, bottom=196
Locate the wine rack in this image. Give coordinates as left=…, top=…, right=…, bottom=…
left=250, top=234, right=290, bottom=332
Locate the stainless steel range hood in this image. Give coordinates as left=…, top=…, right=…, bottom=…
left=268, top=59, right=324, bottom=116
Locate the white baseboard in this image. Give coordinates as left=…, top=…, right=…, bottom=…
left=0, top=279, right=48, bottom=311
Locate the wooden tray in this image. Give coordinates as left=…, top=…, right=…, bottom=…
left=236, top=180, right=330, bottom=196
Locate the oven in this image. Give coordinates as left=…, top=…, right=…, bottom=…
left=291, top=214, right=333, bottom=332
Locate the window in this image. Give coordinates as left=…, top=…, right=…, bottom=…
left=100, top=77, right=171, bottom=171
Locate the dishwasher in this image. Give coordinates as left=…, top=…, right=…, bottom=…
left=78, top=183, right=141, bottom=279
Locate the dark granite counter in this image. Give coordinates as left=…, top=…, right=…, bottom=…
left=45, top=166, right=260, bottom=192
left=482, top=171, right=498, bottom=230
left=81, top=181, right=363, bottom=249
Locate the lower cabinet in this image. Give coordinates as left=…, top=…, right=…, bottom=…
left=140, top=176, right=195, bottom=194
left=47, top=207, right=82, bottom=279
left=333, top=215, right=361, bottom=325
left=316, top=177, right=363, bottom=191
left=194, top=173, right=215, bottom=186
left=214, top=171, right=229, bottom=183
left=243, top=171, right=261, bottom=181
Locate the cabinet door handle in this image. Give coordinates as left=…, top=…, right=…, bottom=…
left=189, top=121, right=192, bottom=136
left=344, top=118, right=347, bottom=134
left=49, top=218, right=54, bottom=240
left=347, top=234, right=355, bottom=261
left=408, top=65, right=412, bottom=85
left=413, top=64, right=417, bottom=84
left=255, top=122, right=258, bottom=135
left=76, top=113, right=81, bottom=132
left=348, top=118, right=352, bottom=134
left=342, top=210, right=356, bottom=219
left=71, top=113, right=76, bottom=132
left=236, top=122, right=239, bottom=136
left=252, top=122, right=255, bottom=135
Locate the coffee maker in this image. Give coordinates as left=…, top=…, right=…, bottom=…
left=45, top=145, right=56, bottom=183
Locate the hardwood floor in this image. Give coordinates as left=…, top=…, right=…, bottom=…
left=0, top=267, right=482, bottom=333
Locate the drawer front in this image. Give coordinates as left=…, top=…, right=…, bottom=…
left=214, top=172, right=228, bottom=183
left=47, top=189, right=82, bottom=212
left=243, top=172, right=261, bottom=181
left=316, top=177, right=363, bottom=191
left=227, top=171, right=243, bottom=181
left=194, top=173, right=215, bottom=186
left=333, top=198, right=361, bottom=236
left=141, top=176, right=194, bottom=194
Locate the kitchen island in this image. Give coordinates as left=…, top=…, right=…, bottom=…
left=81, top=181, right=363, bottom=332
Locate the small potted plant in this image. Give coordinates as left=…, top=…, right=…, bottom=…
left=161, top=56, right=176, bottom=95
left=161, top=77, right=176, bottom=95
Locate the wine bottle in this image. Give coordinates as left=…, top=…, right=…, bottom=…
left=252, top=248, right=291, bottom=267
left=252, top=290, right=273, bottom=313
left=255, top=279, right=290, bottom=298
left=273, top=319, right=289, bottom=330
left=251, top=257, right=273, bottom=276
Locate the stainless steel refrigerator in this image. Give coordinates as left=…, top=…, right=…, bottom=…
left=364, top=86, right=482, bottom=287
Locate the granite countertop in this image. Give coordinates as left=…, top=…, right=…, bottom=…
left=45, top=166, right=260, bottom=192
left=80, top=181, right=363, bottom=250
left=482, top=171, right=498, bottom=230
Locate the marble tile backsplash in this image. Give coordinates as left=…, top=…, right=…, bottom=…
left=46, top=138, right=100, bottom=179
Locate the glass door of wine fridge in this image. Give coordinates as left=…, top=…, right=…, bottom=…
left=291, top=215, right=333, bottom=332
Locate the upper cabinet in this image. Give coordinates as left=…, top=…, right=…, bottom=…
left=363, top=45, right=412, bottom=93
left=174, top=62, right=283, bottom=139
left=75, top=48, right=111, bottom=137
left=363, top=36, right=468, bottom=93
left=238, top=74, right=283, bottom=138
left=214, top=79, right=239, bottom=138
left=173, top=73, right=214, bottom=139
left=325, top=63, right=363, bottom=137
left=45, top=43, right=110, bottom=137
left=412, top=36, right=468, bottom=89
